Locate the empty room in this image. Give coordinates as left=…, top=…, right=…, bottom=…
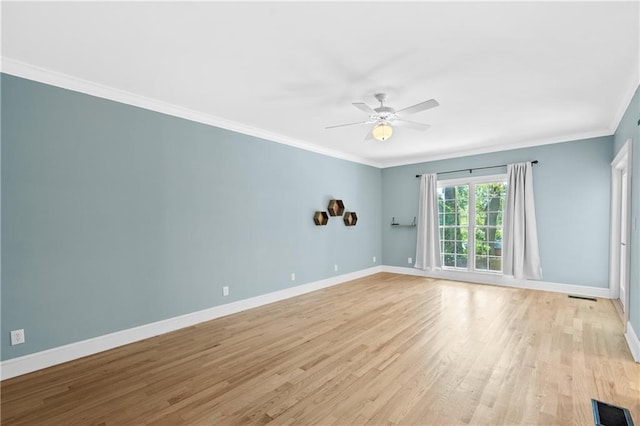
left=1, top=2, right=639, bottom=425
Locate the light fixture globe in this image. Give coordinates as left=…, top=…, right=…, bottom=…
left=372, top=122, right=393, bottom=141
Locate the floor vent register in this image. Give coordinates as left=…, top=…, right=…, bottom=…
left=592, top=399, right=634, bottom=426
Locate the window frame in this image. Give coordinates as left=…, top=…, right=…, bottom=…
left=437, top=173, right=507, bottom=275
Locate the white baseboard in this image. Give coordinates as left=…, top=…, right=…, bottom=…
left=0, top=266, right=383, bottom=381
left=386, top=266, right=640, bottom=363
left=380, top=265, right=611, bottom=299
left=624, top=321, right=640, bottom=362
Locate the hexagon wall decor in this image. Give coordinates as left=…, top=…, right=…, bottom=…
left=314, top=211, right=329, bottom=226
left=343, top=211, right=358, bottom=226
left=327, top=199, right=345, bottom=216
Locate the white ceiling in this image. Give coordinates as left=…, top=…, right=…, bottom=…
left=2, top=2, right=639, bottom=167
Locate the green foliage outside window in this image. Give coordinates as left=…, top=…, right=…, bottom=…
left=475, top=183, right=506, bottom=271
left=438, top=181, right=507, bottom=272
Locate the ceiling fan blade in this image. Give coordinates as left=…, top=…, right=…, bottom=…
left=396, top=99, right=439, bottom=115
left=325, top=121, right=369, bottom=129
left=352, top=102, right=376, bottom=115
left=395, top=118, right=431, bottom=131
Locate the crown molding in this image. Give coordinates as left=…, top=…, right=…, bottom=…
left=609, top=72, right=639, bottom=134
left=0, top=57, right=382, bottom=168
left=377, top=128, right=613, bottom=168
left=1, top=57, right=629, bottom=170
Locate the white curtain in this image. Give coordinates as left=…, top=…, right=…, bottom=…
left=415, top=173, right=441, bottom=270
left=503, top=162, right=542, bottom=280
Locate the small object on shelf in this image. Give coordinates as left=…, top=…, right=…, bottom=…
left=327, top=199, right=345, bottom=216
left=391, top=216, right=417, bottom=227
left=314, top=211, right=329, bottom=226
left=343, top=211, right=358, bottom=226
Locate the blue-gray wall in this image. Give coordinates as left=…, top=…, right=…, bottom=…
left=1, top=72, right=634, bottom=363
left=1, top=74, right=382, bottom=361
left=613, top=86, right=639, bottom=334
left=381, top=136, right=613, bottom=287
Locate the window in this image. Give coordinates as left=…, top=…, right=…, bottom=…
left=438, top=175, right=507, bottom=273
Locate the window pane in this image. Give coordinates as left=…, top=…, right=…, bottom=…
left=476, top=256, right=488, bottom=270
left=492, top=211, right=503, bottom=227
left=472, top=181, right=507, bottom=273
left=439, top=184, right=469, bottom=269
left=456, top=255, right=468, bottom=268
left=476, top=183, right=506, bottom=214
left=444, top=213, right=455, bottom=225
left=488, top=257, right=502, bottom=272
left=456, top=186, right=469, bottom=208
left=455, top=240, right=467, bottom=254
left=443, top=240, right=455, bottom=254
left=475, top=211, right=486, bottom=226
left=444, top=254, right=455, bottom=267
left=475, top=227, right=487, bottom=243
left=445, top=198, right=456, bottom=210
left=444, top=227, right=455, bottom=240
left=475, top=241, right=488, bottom=255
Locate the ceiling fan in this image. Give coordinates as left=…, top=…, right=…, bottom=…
left=325, top=93, right=439, bottom=141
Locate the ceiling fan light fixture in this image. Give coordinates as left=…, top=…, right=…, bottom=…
left=372, top=122, right=393, bottom=141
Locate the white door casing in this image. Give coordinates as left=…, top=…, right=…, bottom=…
left=609, top=139, right=632, bottom=326
left=620, top=171, right=628, bottom=309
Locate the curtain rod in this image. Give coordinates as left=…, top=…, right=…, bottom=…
left=415, top=160, right=538, bottom=178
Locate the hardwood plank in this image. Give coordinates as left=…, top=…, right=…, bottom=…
left=2, top=273, right=638, bottom=425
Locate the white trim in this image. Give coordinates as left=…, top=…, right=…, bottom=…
left=436, top=174, right=507, bottom=274
left=609, top=74, right=639, bottom=134
left=0, top=57, right=379, bottom=168
left=382, top=265, right=426, bottom=277
left=0, top=266, right=382, bottom=381
left=377, top=129, right=613, bottom=168
left=380, top=265, right=611, bottom=299
left=624, top=321, right=640, bottom=363
left=0, top=56, right=622, bottom=170
left=609, top=166, right=622, bottom=300
left=609, top=139, right=632, bottom=325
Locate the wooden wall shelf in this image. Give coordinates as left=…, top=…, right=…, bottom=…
left=328, top=199, right=345, bottom=216
left=314, top=211, right=329, bottom=226
left=343, top=212, right=358, bottom=226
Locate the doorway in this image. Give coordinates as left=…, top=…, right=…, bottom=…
left=609, top=140, right=632, bottom=326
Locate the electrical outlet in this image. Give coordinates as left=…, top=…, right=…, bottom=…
left=373, top=256, right=376, bottom=263
left=291, top=273, right=295, bottom=281
left=334, top=264, right=338, bottom=272
left=10, top=329, right=25, bottom=345
left=408, top=257, right=413, bottom=264
left=222, top=286, right=229, bottom=297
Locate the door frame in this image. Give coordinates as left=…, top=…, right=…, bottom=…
left=609, top=139, right=632, bottom=328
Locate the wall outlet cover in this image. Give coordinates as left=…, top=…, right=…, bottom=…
left=222, top=286, right=229, bottom=297
left=408, top=257, right=413, bottom=264
left=10, top=329, right=25, bottom=345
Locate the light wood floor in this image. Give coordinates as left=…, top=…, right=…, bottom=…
left=2, top=273, right=639, bottom=425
